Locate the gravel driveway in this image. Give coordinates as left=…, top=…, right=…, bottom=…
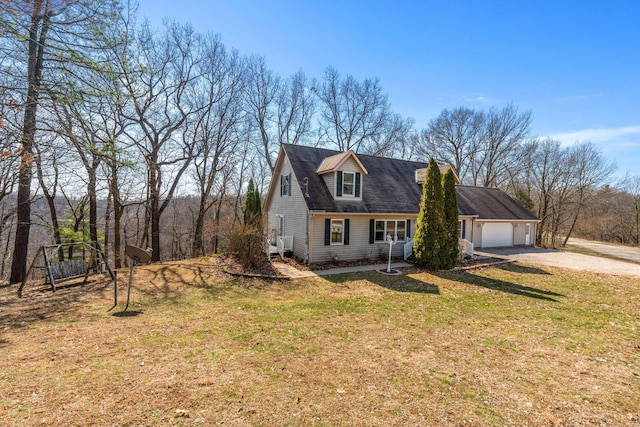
left=476, top=245, right=640, bottom=277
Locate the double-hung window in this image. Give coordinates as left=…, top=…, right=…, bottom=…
left=280, top=173, right=291, bottom=196
left=331, top=219, right=344, bottom=245
left=342, top=172, right=354, bottom=196
left=374, top=220, right=406, bottom=242
left=336, top=171, right=361, bottom=198
left=324, top=218, right=350, bottom=246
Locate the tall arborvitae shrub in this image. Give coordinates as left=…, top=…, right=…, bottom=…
left=230, top=179, right=265, bottom=267
left=442, top=169, right=459, bottom=268
left=243, top=179, right=262, bottom=226
left=413, top=158, right=444, bottom=269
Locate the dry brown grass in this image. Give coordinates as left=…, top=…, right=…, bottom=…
left=1, top=256, right=639, bottom=426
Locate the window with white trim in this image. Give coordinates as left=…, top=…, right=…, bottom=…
left=374, top=220, right=406, bottom=242
left=342, top=172, right=354, bottom=196
left=331, top=219, right=344, bottom=245
left=280, top=173, right=291, bottom=196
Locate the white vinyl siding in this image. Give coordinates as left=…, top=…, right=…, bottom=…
left=266, top=155, right=309, bottom=260
left=310, top=216, right=411, bottom=263
left=512, top=222, right=535, bottom=246
left=322, top=174, right=335, bottom=198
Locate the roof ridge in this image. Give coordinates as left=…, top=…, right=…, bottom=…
left=283, top=143, right=428, bottom=168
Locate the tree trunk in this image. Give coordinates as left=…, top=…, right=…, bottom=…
left=34, top=144, right=63, bottom=260
left=104, top=189, right=111, bottom=263
left=88, top=161, right=99, bottom=244
left=1, top=209, right=16, bottom=279
left=191, top=195, right=208, bottom=257
left=9, top=5, right=51, bottom=284
left=110, top=163, right=123, bottom=268
left=562, top=193, right=585, bottom=247
left=11, top=144, right=34, bottom=283
left=149, top=165, right=161, bottom=261
left=213, top=197, right=225, bottom=254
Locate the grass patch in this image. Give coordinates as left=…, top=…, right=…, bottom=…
left=1, top=258, right=639, bottom=426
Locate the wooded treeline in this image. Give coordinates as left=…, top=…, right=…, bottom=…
left=1, top=1, right=638, bottom=283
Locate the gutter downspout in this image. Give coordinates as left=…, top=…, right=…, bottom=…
left=470, top=218, right=474, bottom=246
left=305, top=211, right=310, bottom=264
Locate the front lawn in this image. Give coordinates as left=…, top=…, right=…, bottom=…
left=1, top=258, right=638, bottom=426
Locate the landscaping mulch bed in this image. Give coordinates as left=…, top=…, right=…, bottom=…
left=272, top=254, right=507, bottom=273
left=218, top=254, right=282, bottom=278
left=272, top=255, right=388, bottom=271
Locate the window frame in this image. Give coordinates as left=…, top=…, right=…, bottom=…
left=342, top=172, right=355, bottom=197
left=330, top=219, right=344, bottom=245
left=374, top=219, right=406, bottom=242
left=281, top=173, right=291, bottom=196
left=336, top=171, right=362, bottom=199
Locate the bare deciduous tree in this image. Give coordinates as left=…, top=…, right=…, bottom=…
left=276, top=70, right=316, bottom=148
left=316, top=66, right=395, bottom=154
left=191, top=38, right=245, bottom=256
left=419, top=104, right=531, bottom=187
left=1, top=0, right=120, bottom=283
left=244, top=55, right=280, bottom=172
left=561, top=142, right=615, bottom=246
left=119, top=21, right=205, bottom=261
left=473, top=104, right=532, bottom=188
left=621, top=174, right=640, bottom=246
left=420, top=107, right=483, bottom=181
left=244, top=58, right=316, bottom=172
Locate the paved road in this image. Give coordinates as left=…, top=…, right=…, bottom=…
left=566, top=238, right=640, bottom=263
left=477, top=244, right=640, bottom=277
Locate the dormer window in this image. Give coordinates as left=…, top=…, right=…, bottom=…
left=343, top=172, right=354, bottom=196
left=336, top=171, right=361, bottom=198
left=316, top=150, right=368, bottom=200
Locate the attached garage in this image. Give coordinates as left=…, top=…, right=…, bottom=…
left=481, top=223, right=513, bottom=248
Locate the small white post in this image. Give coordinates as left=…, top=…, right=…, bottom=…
left=386, top=233, right=398, bottom=273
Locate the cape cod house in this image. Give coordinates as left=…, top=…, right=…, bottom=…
left=263, top=144, right=539, bottom=264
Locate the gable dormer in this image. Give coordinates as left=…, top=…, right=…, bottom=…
left=316, top=150, right=369, bottom=200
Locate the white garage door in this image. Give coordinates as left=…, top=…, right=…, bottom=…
left=482, top=223, right=513, bottom=248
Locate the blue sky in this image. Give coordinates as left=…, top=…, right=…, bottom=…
left=136, top=0, right=640, bottom=177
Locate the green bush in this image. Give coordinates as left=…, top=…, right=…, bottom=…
left=442, top=169, right=459, bottom=269
left=413, top=158, right=444, bottom=270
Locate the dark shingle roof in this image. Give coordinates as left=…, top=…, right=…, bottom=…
left=284, top=144, right=427, bottom=214
left=283, top=144, right=538, bottom=220
left=456, top=185, right=538, bottom=220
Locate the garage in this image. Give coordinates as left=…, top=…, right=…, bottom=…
left=482, top=223, right=513, bottom=248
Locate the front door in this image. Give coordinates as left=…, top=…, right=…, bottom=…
left=525, top=223, right=531, bottom=245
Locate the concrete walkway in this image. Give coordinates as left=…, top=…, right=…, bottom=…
left=272, top=262, right=410, bottom=279
left=270, top=262, right=317, bottom=279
